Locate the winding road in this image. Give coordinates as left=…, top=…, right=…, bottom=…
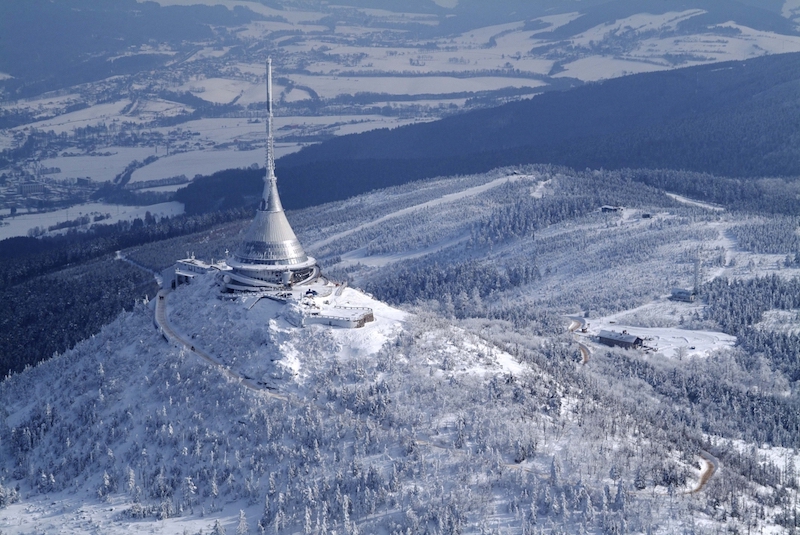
left=564, top=317, right=718, bottom=493
left=155, top=289, right=288, bottom=402
left=690, top=451, right=719, bottom=494
left=567, top=316, right=592, bottom=364
left=578, top=343, right=591, bottom=365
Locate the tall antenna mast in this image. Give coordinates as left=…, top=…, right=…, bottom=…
left=266, top=57, right=276, bottom=181
left=259, top=57, right=282, bottom=212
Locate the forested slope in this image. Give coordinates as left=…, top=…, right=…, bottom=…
left=275, top=52, right=800, bottom=208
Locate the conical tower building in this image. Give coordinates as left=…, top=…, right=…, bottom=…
left=224, top=59, right=319, bottom=291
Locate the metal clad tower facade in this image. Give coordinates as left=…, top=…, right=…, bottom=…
left=225, top=59, right=319, bottom=290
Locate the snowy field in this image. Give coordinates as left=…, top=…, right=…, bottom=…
left=283, top=74, right=545, bottom=98
left=4, top=4, right=800, bottom=531
left=13, top=100, right=142, bottom=135
left=0, top=271, right=722, bottom=534
left=567, top=10, right=708, bottom=49
left=0, top=201, right=184, bottom=240
left=553, top=56, right=669, bottom=82
left=666, top=192, right=725, bottom=211
left=0, top=92, right=83, bottom=116
left=146, top=115, right=425, bottom=147
left=755, top=308, right=800, bottom=335
left=583, top=313, right=737, bottom=360
left=177, top=77, right=265, bottom=106
left=785, top=0, right=800, bottom=22
left=129, top=149, right=263, bottom=184
left=6, top=0, right=800, bottom=230
left=39, top=146, right=158, bottom=183
left=139, top=0, right=325, bottom=24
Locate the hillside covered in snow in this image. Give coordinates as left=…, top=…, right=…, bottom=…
left=2, top=164, right=799, bottom=534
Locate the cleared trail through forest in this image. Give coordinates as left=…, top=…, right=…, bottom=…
left=308, top=174, right=529, bottom=250
left=116, top=250, right=163, bottom=286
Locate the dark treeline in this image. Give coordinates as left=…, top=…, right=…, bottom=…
left=621, top=169, right=800, bottom=215
left=275, top=52, right=800, bottom=203
left=599, top=348, right=800, bottom=447
left=0, top=206, right=252, bottom=290
left=357, top=249, right=505, bottom=312
left=91, top=183, right=174, bottom=207
left=173, top=168, right=264, bottom=215
left=371, top=259, right=533, bottom=305
left=728, top=217, right=800, bottom=255
left=177, top=161, right=800, bottom=220
left=496, top=327, right=797, bottom=525
left=0, top=258, right=158, bottom=375
left=148, top=93, right=245, bottom=128
left=703, top=275, right=800, bottom=336
left=0, top=209, right=252, bottom=376
left=471, top=194, right=597, bottom=246
left=175, top=159, right=504, bottom=212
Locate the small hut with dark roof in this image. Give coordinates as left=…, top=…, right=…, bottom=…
left=598, top=330, right=643, bottom=349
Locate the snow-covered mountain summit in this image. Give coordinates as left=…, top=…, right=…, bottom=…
left=165, top=274, right=407, bottom=386
left=0, top=272, right=553, bottom=534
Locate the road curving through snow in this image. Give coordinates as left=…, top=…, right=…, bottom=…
left=155, top=289, right=289, bottom=402
left=689, top=450, right=719, bottom=494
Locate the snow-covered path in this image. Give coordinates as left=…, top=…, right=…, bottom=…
left=578, top=342, right=591, bottom=365
left=690, top=451, right=719, bottom=494
left=154, top=289, right=289, bottom=401
left=566, top=316, right=591, bottom=364
left=308, top=174, right=529, bottom=250
left=116, top=250, right=162, bottom=286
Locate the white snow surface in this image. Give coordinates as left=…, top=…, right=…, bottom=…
left=283, top=74, right=545, bottom=98
left=554, top=56, right=670, bottom=81
left=1, top=166, right=797, bottom=534
left=785, top=0, right=800, bottom=22
left=14, top=101, right=140, bottom=135
left=39, top=146, right=158, bottom=183
left=178, top=78, right=263, bottom=106
left=129, top=149, right=264, bottom=184
left=568, top=10, right=708, bottom=47
left=166, top=276, right=409, bottom=384
left=0, top=201, right=184, bottom=240
left=580, top=299, right=736, bottom=359
left=666, top=192, right=725, bottom=211
left=587, top=322, right=736, bottom=359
